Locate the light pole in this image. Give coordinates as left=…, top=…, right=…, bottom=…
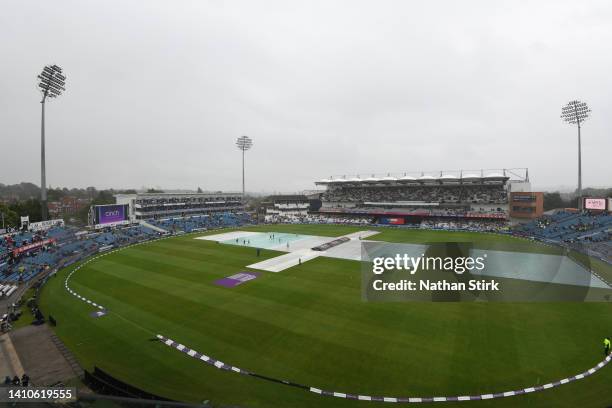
left=561, top=100, right=590, bottom=210
left=235, top=136, right=253, bottom=204
left=37, top=65, right=66, bottom=220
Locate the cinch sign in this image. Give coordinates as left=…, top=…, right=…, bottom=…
left=96, top=204, right=128, bottom=225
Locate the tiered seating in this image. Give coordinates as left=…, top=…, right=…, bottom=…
left=148, top=212, right=252, bottom=233
left=323, top=185, right=508, bottom=204
left=1, top=212, right=253, bottom=284
left=46, top=226, right=76, bottom=243
left=94, top=232, right=117, bottom=246
left=513, top=211, right=612, bottom=262
left=515, top=211, right=612, bottom=242
left=587, top=242, right=612, bottom=260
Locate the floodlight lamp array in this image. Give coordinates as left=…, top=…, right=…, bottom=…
left=37, top=65, right=66, bottom=100
left=236, top=135, right=253, bottom=151
left=561, top=100, right=590, bottom=125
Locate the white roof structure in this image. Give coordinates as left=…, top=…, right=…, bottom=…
left=380, top=176, right=398, bottom=182
left=484, top=172, right=506, bottom=179
left=315, top=168, right=523, bottom=185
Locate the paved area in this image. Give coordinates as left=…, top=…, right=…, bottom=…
left=9, top=324, right=81, bottom=385
left=0, top=332, right=24, bottom=379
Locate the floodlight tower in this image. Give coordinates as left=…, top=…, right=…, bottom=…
left=236, top=135, right=253, bottom=203
left=37, top=65, right=66, bottom=220
left=561, top=100, right=590, bottom=210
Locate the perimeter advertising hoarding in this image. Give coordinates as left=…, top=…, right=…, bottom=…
left=96, top=204, right=129, bottom=225
left=29, top=219, right=65, bottom=232
left=12, top=238, right=56, bottom=256
left=584, top=198, right=607, bottom=211
left=379, top=217, right=405, bottom=225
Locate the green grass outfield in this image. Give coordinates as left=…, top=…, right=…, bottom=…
left=40, top=225, right=612, bottom=407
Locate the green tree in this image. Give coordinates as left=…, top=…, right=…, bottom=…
left=9, top=199, right=43, bottom=223
left=543, top=192, right=567, bottom=211
left=47, top=187, right=68, bottom=202
left=0, top=203, right=19, bottom=229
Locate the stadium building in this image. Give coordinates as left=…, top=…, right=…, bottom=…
left=114, top=192, right=244, bottom=221
left=260, top=195, right=310, bottom=222
left=260, top=194, right=323, bottom=222
left=314, top=169, right=534, bottom=224
left=508, top=191, right=545, bottom=219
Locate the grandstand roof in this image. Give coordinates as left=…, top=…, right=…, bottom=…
left=315, top=168, right=522, bottom=185
left=115, top=191, right=242, bottom=199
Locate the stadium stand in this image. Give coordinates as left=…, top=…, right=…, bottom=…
left=513, top=211, right=612, bottom=242
left=147, top=212, right=252, bottom=233
left=115, top=192, right=244, bottom=220
left=268, top=214, right=374, bottom=225
left=267, top=213, right=508, bottom=231
left=0, top=212, right=253, bottom=284
left=322, top=184, right=508, bottom=204
left=513, top=210, right=612, bottom=261
left=310, top=170, right=519, bottom=227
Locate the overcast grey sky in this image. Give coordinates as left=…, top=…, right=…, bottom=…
left=1, top=0, right=611, bottom=193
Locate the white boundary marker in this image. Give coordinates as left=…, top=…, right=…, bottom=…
left=157, top=333, right=612, bottom=403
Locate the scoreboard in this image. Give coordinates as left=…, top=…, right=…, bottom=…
left=93, top=204, right=130, bottom=228
left=583, top=198, right=609, bottom=211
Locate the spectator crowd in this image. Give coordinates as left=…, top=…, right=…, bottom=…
left=323, top=185, right=508, bottom=204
